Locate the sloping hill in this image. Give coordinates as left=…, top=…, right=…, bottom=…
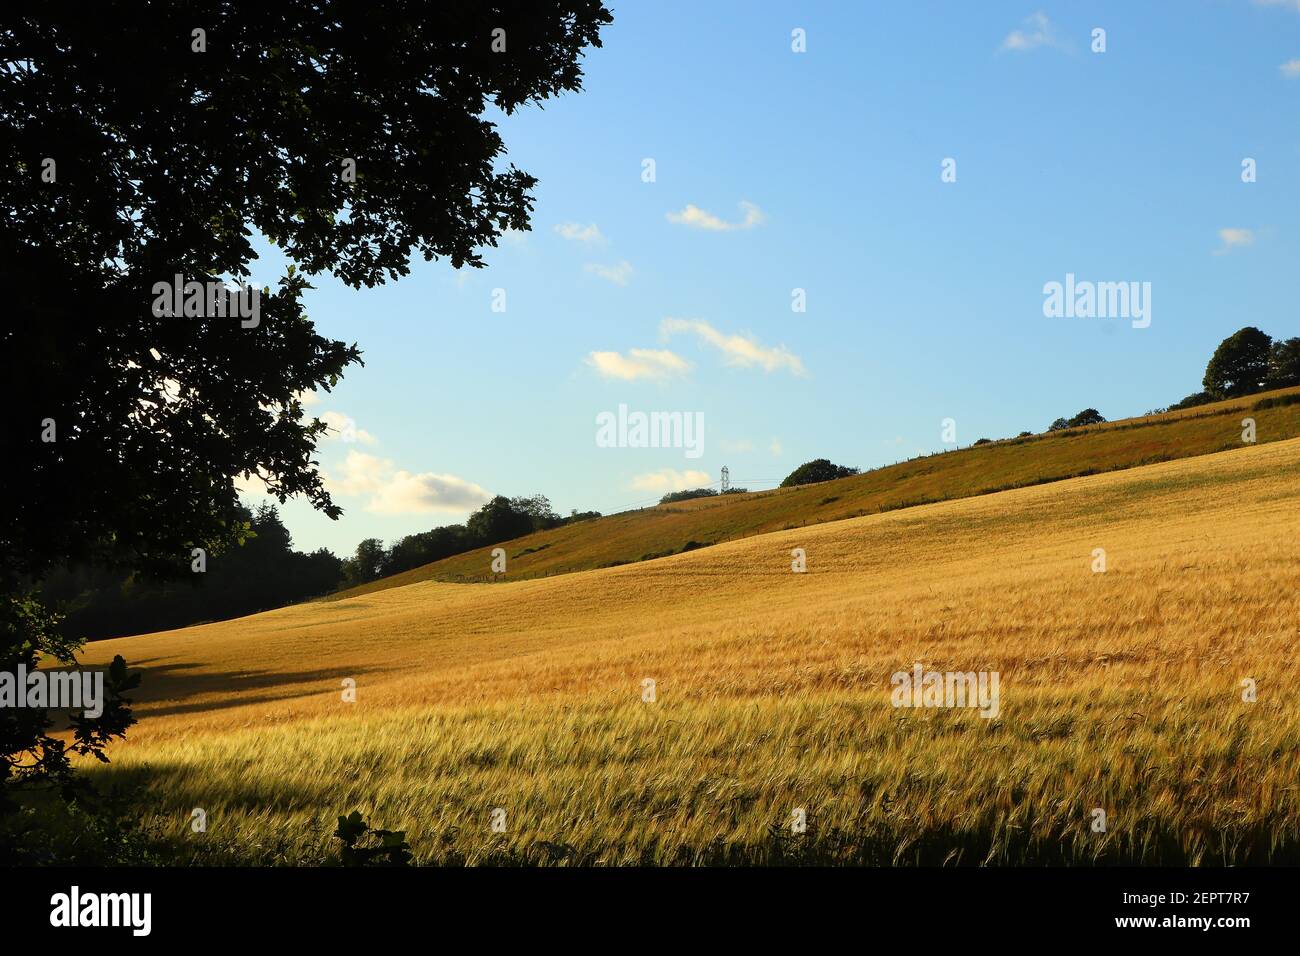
left=335, top=386, right=1300, bottom=597
left=78, top=439, right=1300, bottom=864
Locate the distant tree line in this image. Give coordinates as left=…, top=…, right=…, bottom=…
left=340, top=494, right=601, bottom=587
left=658, top=487, right=748, bottom=504
left=43, top=494, right=603, bottom=639
left=1046, top=327, right=1300, bottom=429
left=40, top=505, right=344, bottom=641
left=1161, top=326, right=1300, bottom=411
left=1048, top=408, right=1106, bottom=432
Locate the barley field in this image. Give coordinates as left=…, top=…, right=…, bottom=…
left=77, top=438, right=1300, bottom=864
left=339, top=386, right=1300, bottom=595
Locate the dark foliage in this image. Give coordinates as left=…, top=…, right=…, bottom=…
left=0, top=1, right=610, bottom=851
left=659, top=488, right=718, bottom=504
left=779, top=459, right=861, bottom=488
left=41, top=505, right=344, bottom=641
left=1203, top=327, right=1272, bottom=399
left=1067, top=408, right=1106, bottom=427
left=1266, top=337, right=1300, bottom=390
left=350, top=494, right=599, bottom=582
left=327, top=810, right=411, bottom=867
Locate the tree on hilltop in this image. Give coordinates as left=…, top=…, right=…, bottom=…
left=1204, top=327, right=1272, bottom=398
left=779, top=459, right=861, bottom=488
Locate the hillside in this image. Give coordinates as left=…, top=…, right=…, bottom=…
left=335, top=386, right=1300, bottom=597
left=77, top=438, right=1300, bottom=864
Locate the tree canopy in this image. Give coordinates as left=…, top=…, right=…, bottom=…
left=1267, top=337, right=1300, bottom=390
left=1203, top=327, right=1272, bottom=399
left=0, top=2, right=611, bottom=847
left=779, top=459, right=861, bottom=488
left=1, top=1, right=612, bottom=590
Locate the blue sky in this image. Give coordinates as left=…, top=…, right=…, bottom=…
left=242, top=0, right=1300, bottom=558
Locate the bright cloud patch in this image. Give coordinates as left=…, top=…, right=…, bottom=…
left=327, top=450, right=389, bottom=495
left=1280, top=58, right=1300, bottom=78
left=1215, top=227, right=1255, bottom=254
left=367, top=471, right=493, bottom=515
left=326, top=450, right=490, bottom=515
left=585, top=260, right=633, bottom=285
left=555, top=222, right=605, bottom=242
left=586, top=348, right=690, bottom=381
left=660, top=318, right=806, bottom=375
left=1000, top=12, right=1058, bottom=52
left=319, top=410, right=377, bottom=445
left=666, top=200, right=764, bottom=231
left=631, top=468, right=712, bottom=492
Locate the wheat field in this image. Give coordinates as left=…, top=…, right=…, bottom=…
left=76, top=438, right=1300, bottom=864
left=338, top=387, right=1300, bottom=594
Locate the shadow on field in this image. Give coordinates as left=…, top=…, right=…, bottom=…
left=122, top=657, right=391, bottom=720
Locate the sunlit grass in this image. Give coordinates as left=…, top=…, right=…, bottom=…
left=78, top=438, right=1300, bottom=864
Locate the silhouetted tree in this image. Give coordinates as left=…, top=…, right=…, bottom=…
left=1067, top=409, right=1106, bottom=427
left=343, top=539, right=387, bottom=588
left=1266, top=337, right=1300, bottom=390
left=0, top=2, right=611, bottom=840
left=509, top=494, right=561, bottom=532
left=779, top=459, right=861, bottom=488
left=40, top=505, right=344, bottom=639
left=1169, top=391, right=1215, bottom=411
left=660, top=488, right=718, bottom=504
left=466, top=496, right=536, bottom=546
left=1204, top=327, right=1272, bottom=398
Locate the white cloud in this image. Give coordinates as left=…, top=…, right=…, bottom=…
left=327, top=450, right=390, bottom=496
left=631, top=468, right=712, bottom=492
left=660, top=318, right=806, bottom=376
left=584, top=260, right=634, bottom=285
left=1214, top=227, right=1255, bottom=255
left=1280, top=58, right=1300, bottom=78
left=555, top=222, right=605, bottom=243
left=586, top=348, right=691, bottom=381
left=326, top=450, right=491, bottom=515
left=1256, top=0, right=1300, bottom=12
left=769, top=439, right=783, bottom=456
left=368, top=471, right=493, bottom=515
left=295, top=389, right=321, bottom=408
left=666, top=200, right=765, bottom=232
left=319, top=410, right=378, bottom=445
left=1000, top=12, right=1059, bottom=52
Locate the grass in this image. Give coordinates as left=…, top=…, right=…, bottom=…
left=72, top=437, right=1300, bottom=865
left=334, top=385, right=1300, bottom=595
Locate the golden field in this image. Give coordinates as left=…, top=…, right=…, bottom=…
left=77, top=438, right=1300, bottom=864
left=339, top=386, right=1300, bottom=595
